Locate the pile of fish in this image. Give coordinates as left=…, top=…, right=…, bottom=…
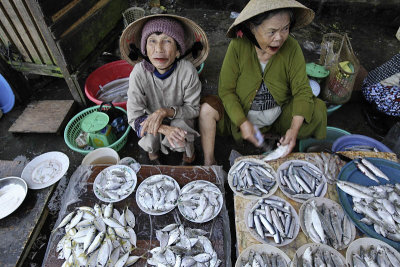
left=230, top=160, right=276, bottom=197
left=247, top=197, right=298, bottom=245
left=353, top=157, right=389, bottom=184
left=349, top=244, right=400, bottom=267
left=238, top=249, right=288, bottom=267
left=54, top=203, right=140, bottom=266
left=278, top=161, right=327, bottom=201
left=136, top=175, right=180, bottom=214
left=94, top=166, right=136, bottom=201
left=147, top=223, right=221, bottom=267
left=178, top=180, right=223, bottom=223
left=337, top=180, right=400, bottom=241
left=305, top=152, right=343, bottom=184
left=302, top=199, right=353, bottom=249
left=96, top=78, right=129, bottom=103
left=344, top=145, right=379, bottom=152
left=294, top=245, right=346, bottom=267
left=262, top=144, right=290, bottom=162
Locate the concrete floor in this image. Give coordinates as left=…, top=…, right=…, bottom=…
left=0, top=4, right=399, bottom=266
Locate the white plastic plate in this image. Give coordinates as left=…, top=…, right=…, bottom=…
left=136, top=174, right=180, bottom=215
left=276, top=159, right=327, bottom=203
left=228, top=158, right=278, bottom=200
left=299, top=197, right=356, bottom=250
left=94, top=165, right=137, bottom=203
left=178, top=180, right=223, bottom=223
left=0, top=177, right=28, bottom=219
left=21, top=151, right=69, bottom=189
left=235, top=243, right=291, bottom=267
left=244, top=195, right=300, bottom=247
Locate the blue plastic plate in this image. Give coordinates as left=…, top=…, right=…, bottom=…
left=332, top=134, right=393, bottom=153
left=337, top=157, right=400, bottom=250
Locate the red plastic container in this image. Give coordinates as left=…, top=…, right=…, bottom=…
left=85, top=60, right=133, bottom=110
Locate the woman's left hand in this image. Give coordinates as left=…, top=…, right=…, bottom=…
left=279, top=115, right=304, bottom=156
left=279, top=129, right=298, bottom=155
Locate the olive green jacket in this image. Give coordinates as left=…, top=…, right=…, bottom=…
left=218, top=35, right=315, bottom=141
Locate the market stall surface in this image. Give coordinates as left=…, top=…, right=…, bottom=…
left=43, top=164, right=231, bottom=266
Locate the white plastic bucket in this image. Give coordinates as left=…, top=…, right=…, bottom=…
left=81, top=147, right=120, bottom=165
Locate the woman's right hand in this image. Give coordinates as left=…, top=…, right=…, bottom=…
left=159, top=125, right=187, bottom=148
left=240, top=120, right=259, bottom=147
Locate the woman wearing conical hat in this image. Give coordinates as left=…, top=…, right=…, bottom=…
left=120, top=14, right=208, bottom=164
left=200, top=0, right=327, bottom=165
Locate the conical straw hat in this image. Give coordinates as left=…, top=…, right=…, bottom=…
left=227, top=0, right=315, bottom=38
left=120, top=14, right=209, bottom=68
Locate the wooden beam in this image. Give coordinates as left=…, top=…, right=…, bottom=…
left=7, top=60, right=63, bottom=77
left=25, top=0, right=87, bottom=105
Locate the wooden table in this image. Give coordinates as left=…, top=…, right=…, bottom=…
left=234, top=152, right=398, bottom=261
left=0, top=160, right=55, bottom=267
left=43, top=164, right=231, bottom=266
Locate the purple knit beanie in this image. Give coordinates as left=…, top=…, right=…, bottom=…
left=141, top=17, right=186, bottom=56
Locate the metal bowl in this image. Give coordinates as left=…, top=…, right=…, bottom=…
left=0, top=176, right=28, bottom=219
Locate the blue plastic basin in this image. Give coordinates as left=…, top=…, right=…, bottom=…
left=299, top=126, right=351, bottom=152
left=332, top=134, right=393, bottom=153
left=0, top=74, right=15, bottom=113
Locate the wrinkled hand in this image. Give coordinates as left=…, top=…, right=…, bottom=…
left=240, top=120, right=259, bottom=147
left=140, top=108, right=168, bottom=137
left=279, top=128, right=298, bottom=156
left=162, top=125, right=187, bottom=148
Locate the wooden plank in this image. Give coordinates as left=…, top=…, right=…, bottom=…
left=14, top=0, right=55, bottom=65
left=36, top=0, right=72, bottom=20
left=1, top=0, right=43, bottom=64
left=58, top=0, right=127, bottom=71
left=43, top=165, right=229, bottom=266
left=25, top=0, right=87, bottom=105
left=0, top=160, right=55, bottom=267
left=50, top=0, right=98, bottom=39
left=0, top=3, right=32, bottom=62
left=8, top=60, right=63, bottom=77
left=8, top=100, right=76, bottom=133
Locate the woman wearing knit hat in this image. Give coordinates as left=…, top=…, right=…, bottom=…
left=199, top=0, right=327, bottom=165
left=120, top=14, right=208, bottom=164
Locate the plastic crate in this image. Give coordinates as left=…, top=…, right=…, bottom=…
left=64, top=105, right=130, bottom=155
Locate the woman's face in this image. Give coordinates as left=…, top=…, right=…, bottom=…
left=251, top=12, right=291, bottom=56
left=146, top=33, right=180, bottom=73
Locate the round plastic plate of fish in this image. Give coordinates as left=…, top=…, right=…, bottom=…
left=228, top=158, right=278, bottom=200
left=291, top=243, right=347, bottom=267
left=21, top=151, right=69, bottom=189
left=337, top=157, right=400, bottom=250
left=299, top=197, right=356, bottom=250
left=346, top=237, right=400, bottom=266
left=276, top=160, right=327, bottom=203
left=244, top=195, right=300, bottom=247
left=235, top=244, right=291, bottom=267
left=178, top=180, right=223, bottom=223
left=136, top=174, right=180, bottom=215
left=93, top=165, right=137, bottom=203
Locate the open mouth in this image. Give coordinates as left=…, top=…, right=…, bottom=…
left=269, top=46, right=280, bottom=52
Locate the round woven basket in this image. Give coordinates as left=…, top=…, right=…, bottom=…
left=64, top=105, right=130, bottom=155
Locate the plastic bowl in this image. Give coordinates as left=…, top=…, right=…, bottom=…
left=327, top=104, right=342, bottom=116
left=81, top=147, right=120, bottom=165
left=299, top=126, right=351, bottom=153
left=332, top=134, right=393, bottom=153
left=0, top=74, right=15, bottom=113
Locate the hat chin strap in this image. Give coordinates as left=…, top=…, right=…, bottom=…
left=240, top=26, right=261, bottom=49
left=128, top=41, right=204, bottom=64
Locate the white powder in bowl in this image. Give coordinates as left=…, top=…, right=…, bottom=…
left=0, top=184, right=26, bottom=218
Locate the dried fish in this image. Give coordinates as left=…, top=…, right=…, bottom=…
left=230, top=159, right=277, bottom=198
left=295, top=245, right=346, bottom=267
left=350, top=244, right=400, bottom=267
left=262, top=144, right=290, bottom=161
